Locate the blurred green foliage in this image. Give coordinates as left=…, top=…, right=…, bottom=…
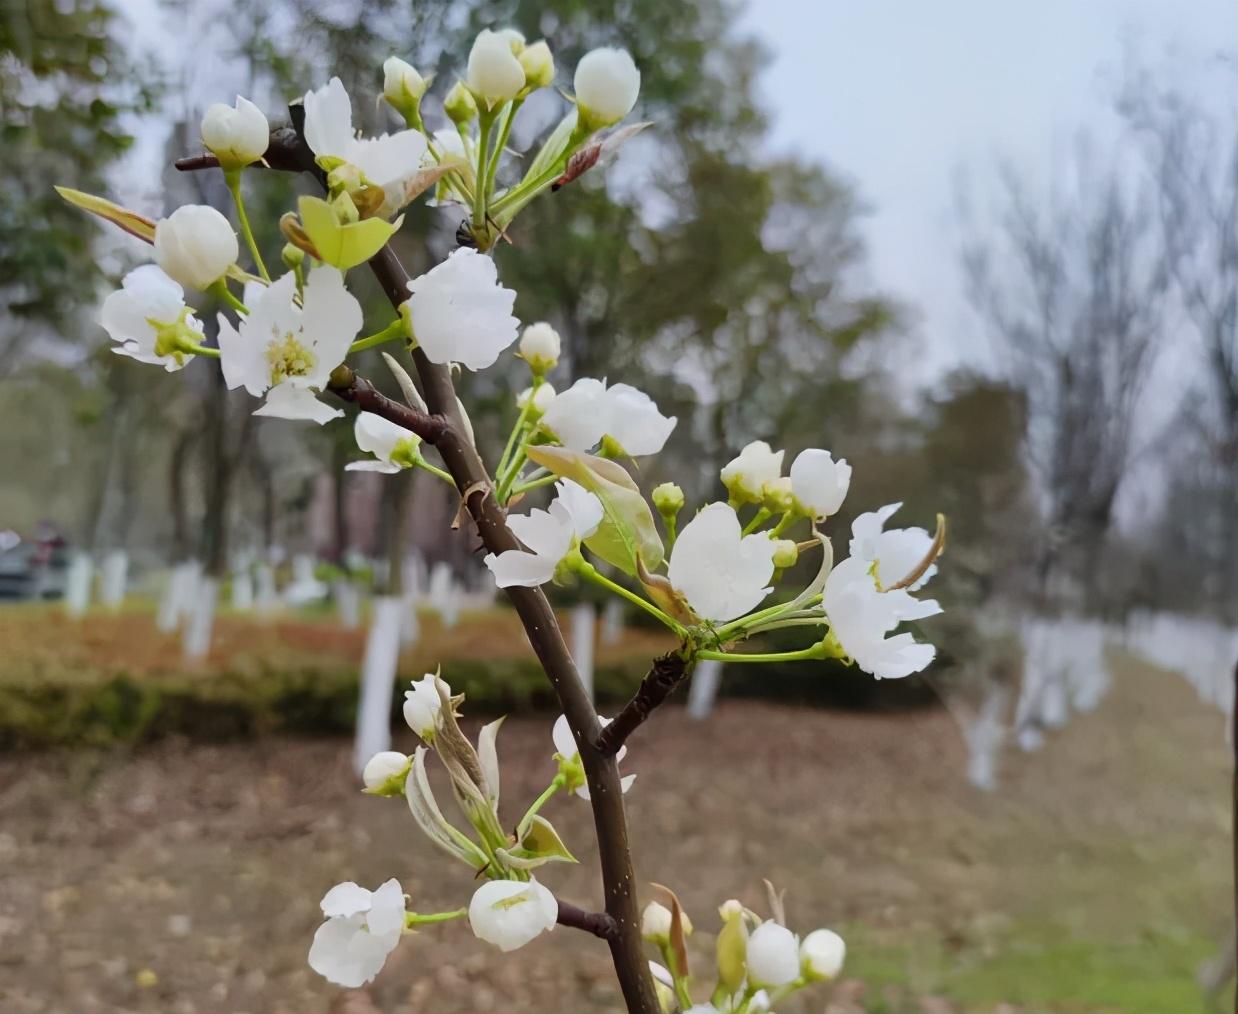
left=0, top=0, right=156, bottom=363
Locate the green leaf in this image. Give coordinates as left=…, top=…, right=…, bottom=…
left=297, top=195, right=400, bottom=270
left=523, top=108, right=580, bottom=185
left=526, top=445, right=664, bottom=576
left=497, top=815, right=578, bottom=870
left=54, top=186, right=155, bottom=244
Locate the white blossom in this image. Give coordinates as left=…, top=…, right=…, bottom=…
left=362, top=751, right=410, bottom=791
left=790, top=448, right=852, bottom=519
left=154, top=205, right=238, bottom=290
left=99, top=265, right=200, bottom=371
left=540, top=378, right=676, bottom=456
left=552, top=714, right=635, bottom=799
left=467, top=29, right=526, bottom=105
left=574, top=47, right=640, bottom=126
left=403, top=673, right=444, bottom=740
left=800, top=928, right=846, bottom=980
left=468, top=878, right=557, bottom=952
left=303, top=77, right=429, bottom=217
left=667, top=503, right=775, bottom=622
left=519, top=321, right=560, bottom=373
left=346, top=412, right=418, bottom=474
left=850, top=502, right=937, bottom=590
left=484, top=480, right=602, bottom=588
left=404, top=249, right=519, bottom=370
left=218, top=267, right=362, bottom=423
left=683, top=1006, right=723, bottom=1014
left=822, top=555, right=941, bottom=679
left=308, top=879, right=405, bottom=987
left=746, top=921, right=800, bottom=987
left=200, top=96, right=269, bottom=169
left=720, top=440, right=784, bottom=503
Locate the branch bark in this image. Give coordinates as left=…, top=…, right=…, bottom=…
left=596, top=651, right=692, bottom=757
left=557, top=900, right=617, bottom=941
left=178, top=122, right=658, bottom=1012
left=326, top=365, right=449, bottom=444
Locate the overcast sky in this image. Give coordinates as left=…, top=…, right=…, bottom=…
left=739, top=0, right=1238, bottom=374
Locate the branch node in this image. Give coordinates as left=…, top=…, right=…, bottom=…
left=595, top=651, right=692, bottom=756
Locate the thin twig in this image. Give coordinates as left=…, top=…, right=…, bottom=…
left=326, top=365, right=449, bottom=444
left=557, top=900, right=617, bottom=941
left=596, top=651, right=692, bottom=757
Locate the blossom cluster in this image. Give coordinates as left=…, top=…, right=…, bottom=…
left=61, top=19, right=944, bottom=1008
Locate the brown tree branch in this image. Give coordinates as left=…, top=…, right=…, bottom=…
left=179, top=119, right=658, bottom=1013
left=596, top=651, right=692, bottom=757
left=557, top=900, right=617, bottom=941
left=325, top=365, right=449, bottom=444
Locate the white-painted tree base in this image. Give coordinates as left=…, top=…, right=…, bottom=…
left=182, top=577, right=219, bottom=660
left=687, top=659, right=724, bottom=720
left=231, top=568, right=254, bottom=611
left=571, top=603, right=597, bottom=702
left=334, top=579, right=361, bottom=629
left=157, top=561, right=200, bottom=632
left=99, top=550, right=128, bottom=609
left=354, top=596, right=403, bottom=775
left=64, top=553, right=93, bottom=618
left=254, top=563, right=278, bottom=616
left=601, top=599, right=625, bottom=646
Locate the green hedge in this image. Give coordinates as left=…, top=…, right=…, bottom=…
left=0, top=656, right=653, bottom=750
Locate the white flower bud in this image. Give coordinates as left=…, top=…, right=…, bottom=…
left=746, top=921, right=800, bottom=987
left=790, top=448, right=852, bottom=519
left=518, top=40, right=555, bottom=90
left=403, top=673, right=444, bottom=740
left=800, top=928, right=846, bottom=980
left=361, top=750, right=410, bottom=793
left=154, top=205, right=238, bottom=290
left=444, top=80, right=478, bottom=123
left=720, top=441, right=784, bottom=504
left=468, top=878, right=557, bottom=952
left=518, top=321, right=561, bottom=373
left=516, top=382, right=556, bottom=415
left=718, top=898, right=744, bottom=920
left=574, top=47, right=640, bottom=128
left=641, top=901, right=672, bottom=942
left=683, top=1006, right=723, bottom=1014
left=771, top=539, right=799, bottom=569
left=495, top=28, right=526, bottom=53
left=467, top=29, right=526, bottom=105
left=652, top=482, right=685, bottom=516
left=201, top=96, right=269, bottom=170
left=383, top=57, right=427, bottom=118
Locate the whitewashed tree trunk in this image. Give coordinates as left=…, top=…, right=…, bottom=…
left=157, top=561, right=195, bottom=632
left=439, top=582, right=461, bottom=630
left=687, top=659, right=724, bottom=720
left=334, top=578, right=361, bottom=629
left=64, top=552, right=93, bottom=618
left=254, top=562, right=278, bottom=616
left=571, top=603, right=597, bottom=701
left=182, top=576, right=219, bottom=660
left=964, top=682, right=1010, bottom=792
left=601, top=599, right=625, bottom=646
left=99, top=550, right=128, bottom=609
left=231, top=567, right=254, bottom=611
left=354, top=595, right=403, bottom=775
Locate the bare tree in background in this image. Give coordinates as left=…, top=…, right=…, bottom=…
left=1121, top=72, right=1238, bottom=618
left=962, top=144, right=1169, bottom=610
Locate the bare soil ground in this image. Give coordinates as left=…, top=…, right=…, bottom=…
left=0, top=653, right=1230, bottom=1013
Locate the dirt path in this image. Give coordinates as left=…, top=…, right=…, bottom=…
left=0, top=654, right=1229, bottom=1012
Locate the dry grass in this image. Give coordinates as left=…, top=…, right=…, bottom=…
left=0, top=651, right=1230, bottom=1013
